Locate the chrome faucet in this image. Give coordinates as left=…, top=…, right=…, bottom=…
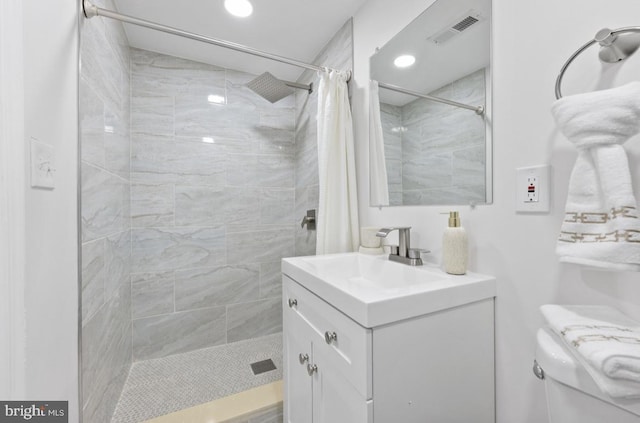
left=376, top=227, right=426, bottom=266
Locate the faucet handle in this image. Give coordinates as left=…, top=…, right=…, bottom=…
left=408, top=248, right=430, bottom=259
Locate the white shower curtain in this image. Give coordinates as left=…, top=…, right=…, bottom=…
left=368, top=80, right=390, bottom=206
left=316, top=70, right=360, bottom=254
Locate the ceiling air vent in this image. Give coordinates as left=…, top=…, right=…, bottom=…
left=427, top=10, right=484, bottom=45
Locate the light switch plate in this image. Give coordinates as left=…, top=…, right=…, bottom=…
left=30, top=137, right=56, bottom=189
left=516, top=165, right=550, bottom=213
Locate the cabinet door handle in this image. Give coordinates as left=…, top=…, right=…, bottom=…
left=324, top=331, right=337, bottom=344
left=299, top=353, right=309, bottom=364
left=288, top=298, right=297, bottom=308
left=307, top=363, right=318, bottom=375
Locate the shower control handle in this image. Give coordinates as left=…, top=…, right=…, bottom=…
left=324, top=331, right=337, bottom=344
left=299, top=353, right=309, bottom=364
left=307, top=363, right=318, bottom=376
left=288, top=298, right=297, bottom=308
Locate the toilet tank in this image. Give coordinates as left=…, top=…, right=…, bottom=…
left=535, top=328, right=640, bottom=423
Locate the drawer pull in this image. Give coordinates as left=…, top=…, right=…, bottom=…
left=299, top=353, right=309, bottom=364
left=307, top=363, right=318, bottom=375
left=324, top=331, right=338, bottom=344
left=288, top=298, right=298, bottom=308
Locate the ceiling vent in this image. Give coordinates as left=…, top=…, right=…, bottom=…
left=427, top=10, right=484, bottom=45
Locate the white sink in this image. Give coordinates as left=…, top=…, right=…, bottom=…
left=282, top=252, right=496, bottom=328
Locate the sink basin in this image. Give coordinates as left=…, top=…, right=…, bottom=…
left=282, top=252, right=495, bottom=328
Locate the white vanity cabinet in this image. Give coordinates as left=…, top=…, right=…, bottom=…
left=282, top=258, right=496, bottom=423
left=283, top=275, right=372, bottom=423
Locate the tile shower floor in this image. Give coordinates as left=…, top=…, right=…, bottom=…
left=111, top=333, right=283, bottom=423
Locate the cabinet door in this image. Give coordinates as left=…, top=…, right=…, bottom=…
left=284, top=331, right=312, bottom=423
left=283, top=290, right=313, bottom=423
left=312, top=344, right=370, bottom=423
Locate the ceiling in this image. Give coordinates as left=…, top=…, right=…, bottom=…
left=111, top=0, right=367, bottom=82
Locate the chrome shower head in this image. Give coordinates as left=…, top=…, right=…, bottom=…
left=246, top=72, right=312, bottom=103
left=246, top=72, right=294, bottom=103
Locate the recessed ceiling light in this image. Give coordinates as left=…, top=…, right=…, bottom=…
left=224, top=0, right=253, bottom=18
left=394, top=55, right=416, bottom=68
left=207, top=94, right=226, bottom=104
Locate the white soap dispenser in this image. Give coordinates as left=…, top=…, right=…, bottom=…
left=442, top=211, right=468, bottom=275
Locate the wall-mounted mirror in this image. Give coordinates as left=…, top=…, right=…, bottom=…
left=369, top=0, right=492, bottom=207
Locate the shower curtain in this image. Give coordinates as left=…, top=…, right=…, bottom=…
left=316, top=70, right=360, bottom=254
left=369, top=80, right=390, bottom=206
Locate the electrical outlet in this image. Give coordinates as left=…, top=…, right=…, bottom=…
left=526, top=175, right=538, bottom=202
left=516, top=165, right=550, bottom=213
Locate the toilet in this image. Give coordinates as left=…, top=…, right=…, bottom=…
left=535, top=328, right=640, bottom=422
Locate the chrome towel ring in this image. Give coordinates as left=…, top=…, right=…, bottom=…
left=555, top=27, right=640, bottom=99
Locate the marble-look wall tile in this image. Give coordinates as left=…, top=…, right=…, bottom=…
left=453, top=145, right=486, bottom=188
left=131, top=95, right=174, bottom=137
left=131, top=134, right=227, bottom=186
left=131, top=227, right=226, bottom=272
left=81, top=162, right=128, bottom=242
left=132, top=306, right=226, bottom=360
left=130, top=48, right=225, bottom=98
left=259, top=261, right=282, bottom=299
left=82, top=239, right=104, bottom=324
left=227, top=298, right=282, bottom=343
left=257, top=155, right=295, bottom=188
left=80, top=4, right=131, bottom=422
left=174, top=95, right=260, bottom=140
left=174, top=185, right=259, bottom=227
left=104, top=104, right=130, bottom=180
left=105, top=230, right=131, bottom=299
left=82, top=283, right=131, bottom=423
left=79, top=78, right=105, bottom=168
left=403, top=185, right=486, bottom=206
left=227, top=228, right=294, bottom=265
left=131, top=183, right=174, bottom=227
left=260, top=188, right=295, bottom=225
left=403, top=152, right=452, bottom=190
left=174, top=265, right=260, bottom=311
left=131, top=271, right=175, bottom=319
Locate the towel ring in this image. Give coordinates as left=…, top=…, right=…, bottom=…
left=555, top=26, right=640, bottom=99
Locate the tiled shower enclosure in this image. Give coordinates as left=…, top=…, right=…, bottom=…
left=79, top=0, right=353, bottom=420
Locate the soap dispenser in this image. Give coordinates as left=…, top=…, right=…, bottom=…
left=443, top=211, right=468, bottom=275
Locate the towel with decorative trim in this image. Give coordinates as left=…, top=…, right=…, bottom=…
left=551, top=82, right=640, bottom=271
left=541, top=304, right=640, bottom=398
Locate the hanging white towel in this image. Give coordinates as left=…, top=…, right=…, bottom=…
left=551, top=82, right=640, bottom=271
left=316, top=70, right=360, bottom=254
left=369, top=80, right=390, bottom=206
left=540, top=304, right=640, bottom=399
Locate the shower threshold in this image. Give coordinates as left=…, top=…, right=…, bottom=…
left=110, top=333, right=283, bottom=423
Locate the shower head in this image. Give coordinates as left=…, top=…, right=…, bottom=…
left=246, top=72, right=312, bottom=103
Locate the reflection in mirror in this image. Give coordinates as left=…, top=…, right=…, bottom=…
left=369, top=0, right=492, bottom=207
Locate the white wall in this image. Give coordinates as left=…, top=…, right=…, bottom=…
left=0, top=0, right=26, bottom=400
left=22, top=0, right=79, bottom=421
left=353, top=1, right=640, bottom=422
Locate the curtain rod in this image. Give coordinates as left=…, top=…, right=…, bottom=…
left=377, top=81, right=484, bottom=115
left=82, top=0, right=351, bottom=80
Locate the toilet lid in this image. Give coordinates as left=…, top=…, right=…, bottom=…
left=536, top=328, right=640, bottom=417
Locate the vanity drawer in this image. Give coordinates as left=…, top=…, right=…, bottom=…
left=283, top=275, right=373, bottom=399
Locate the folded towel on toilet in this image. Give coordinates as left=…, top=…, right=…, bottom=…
left=541, top=304, right=640, bottom=398
left=551, top=82, right=640, bottom=271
